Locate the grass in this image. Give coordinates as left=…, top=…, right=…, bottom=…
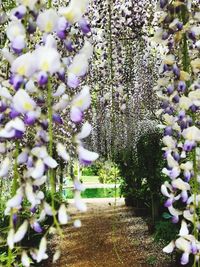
left=146, top=255, right=157, bottom=265
left=80, top=176, right=100, bottom=183
left=63, top=176, right=121, bottom=199
left=63, top=188, right=121, bottom=199
left=65, top=176, right=101, bottom=187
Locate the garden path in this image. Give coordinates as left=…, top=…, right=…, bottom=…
left=47, top=198, right=173, bottom=267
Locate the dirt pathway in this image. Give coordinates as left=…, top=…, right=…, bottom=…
left=48, top=198, right=173, bottom=267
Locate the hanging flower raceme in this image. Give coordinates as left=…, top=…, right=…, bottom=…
left=59, top=0, right=89, bottom=24
left=0, top=0, right=98, bottom=265
left=67, top=42, right=93, bottom=88
left=75, top=121, right=99, bottom=164
left=70, top=86, right=91, bottom=122
left=155, top=1, right=200, bottom=266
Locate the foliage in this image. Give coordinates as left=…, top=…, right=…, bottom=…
left=98, top=160, right=120, bottom=184
left=136, top=131, right=164, bottom=193
left=1, top=0, right=16, bottom=11
left=117, top=130, right=165, bottom=222
left=115, top=148, right=136, bottom=201
left=0, top=252, right=23, bottom=267
left=154, top=220, right=179, bottom=245
left=45, top=191, right=67, bottom=211
left=136, top=130, right=165, bottom=221
left=64, top=187, right=121, bottom=199
left=146, top=255, right=157, bottom=265
left=82, top=164, right=100, bottom=176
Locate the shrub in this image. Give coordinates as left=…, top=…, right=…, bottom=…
left=98, top=160, right=120, bottom=184
left=115, top=130, right=165, bottom=224
left=82, top=164, right=100, bottom=176
left=154, top=220, right=178, bottom=245
left=136, top=131, right=165, bottom=222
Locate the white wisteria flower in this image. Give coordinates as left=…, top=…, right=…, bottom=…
left=172, top=178, right=190, bottom=192
left=16, top=0, right=38, bottom=10
left=58, top=204, right=68, bottom=225
left=179, top=220, right=189, bottom=237
left=0, top=157, right=10, bottom=177
left=6, top=20, right=25, bottom=42
left=11, top=52, right=36, bottom=77
left=59, top=0, right=89, bottom=23
left=76, top=122, right=92, bottom=140
left=7, top=229, right=15, bottom=250
left=74, top=191, right=87, bottom=212
left=67, top=42, right=92, bottom=88
left=30, top=159, right=45, bottom=180
left=163, top=241, right=175, bottom=253
left=13, top=89, right=36, bottom=114
left=0, top=86, right=12, bottom=100
left=56, top=143, right=70, bottom=162
left=6, top=187, right=23, bottom=209
left=182, top=126, right=200, bottom=142
left=14, top=220, right=28, bottom=243
left=77, top=146, right=99, bottom=165
left=34, top=45, right=61, bottom=75
left=0, top=117, right=25, bottom=138
left=53, top=83, right=66, bottom=97
left=37, top=237, right=48, bottom=263
left=70, top=86, right=91, bottom=122
left=74, top=219, right=82, bottom=228
left=31, top=146, right=58, bottom=168
left=37, top=9, right=59, bottom=33
left=53, top=250, right=61, bottom=263
left=175, top=237, right=191, bottom=265
left=21, top=251, right=31, bottom=267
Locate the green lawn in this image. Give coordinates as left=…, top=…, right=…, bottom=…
left=66, top=176, right=100, bottom=187
left=63, top=187, right=121, bottom=199
left=80, top=176, right=100, bottom=183
left=63, top=176, right=122, bottom=198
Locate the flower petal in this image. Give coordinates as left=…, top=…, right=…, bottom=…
left=76, top=122, right=92, bottom=140
left=56, top=143, right=70, bottom=161
left=163, top=241, right=175, bottom=253
left=31, top=159, right=45, bottom=179
left=58, top=204, right=68, bottom=225
left=14, top=220, right=28, bottom=243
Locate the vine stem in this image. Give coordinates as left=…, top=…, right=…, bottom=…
left=12, top=141, right=19, bottom=195
left=7, top=214, right=14, bottom=267
left=107, top=1, right=122, bottom=262
left=47, top=79, right=63, bottom=238
left=7, top=141, right=19, bottom=267
left=108, top=0, right=116, bottom=156
left=48, top=0, right=52, bottom=8
left=111, top=168, right=123, bottom=265
left=0, top=180, right=2, bottom=211
left=47, top=79, right=54, bottom=194
left=192, top=147, right=198, bottom=267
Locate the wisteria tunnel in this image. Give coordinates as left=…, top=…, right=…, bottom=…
left=0, top=0, right=200, bottom=267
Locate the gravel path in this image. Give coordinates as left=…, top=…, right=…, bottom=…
left=47, top=198, right=174, bottom=267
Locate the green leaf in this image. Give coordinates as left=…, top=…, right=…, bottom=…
left=162, top=212, right=172, bottom=219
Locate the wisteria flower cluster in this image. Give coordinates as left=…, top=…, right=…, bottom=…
left=155, top=0, right=200, bottom=265
left=88, top=0, right=159, bottom=156
left=0, top=0, right=98, bottom=265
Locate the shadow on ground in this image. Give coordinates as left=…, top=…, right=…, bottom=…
left=45, top=198, right=175, bottom=267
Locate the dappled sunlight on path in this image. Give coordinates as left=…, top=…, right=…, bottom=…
left=47, top=198, right=174, bottom=267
